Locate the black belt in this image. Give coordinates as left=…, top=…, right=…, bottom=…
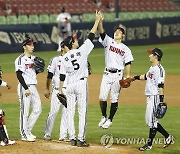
left=105, top=68, right=121, bottom=73
left=80, top=77, right=87, bottom=80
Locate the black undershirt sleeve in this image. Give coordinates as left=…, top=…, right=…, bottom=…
left=16, top=70, right=28, bottom=90
left=88, top=33, right=95, bottom=42
left=47, top=72, right=53, bottom=79
left=125, top=61, right=132, bottom=66
left=100, top=32, right=106, bottom=41
left=60, top=74, right=66, bottom=81
left=0, top=79, right=2, bottom=85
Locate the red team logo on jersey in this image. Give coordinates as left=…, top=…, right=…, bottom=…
left=148, top=72, right=153, bottom=79
left=25, top=63, right=34, bottom=69
left=109, top=45, right=125, bottom=56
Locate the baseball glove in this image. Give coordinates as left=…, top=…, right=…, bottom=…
left=57, top=93, right=67, bottom=108
left=155, top=102, right=167, bottom=119
left=87, top=61, right=92, bottom=75
left=119, top=77, right=134, bottom=88
left=34, top=57, right=45, bottom=73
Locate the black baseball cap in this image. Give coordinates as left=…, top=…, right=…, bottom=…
left=61, top=34, right=77, bottom=49
left=147, top=48, right=163, bottom=59
left=114, top=26, right=125, bottom=34
left=22, top=38, right=36, bottom=46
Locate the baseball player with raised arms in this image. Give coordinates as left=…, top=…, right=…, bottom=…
left=133, top=48, right=174, bottom=151
left=98, top=17, right=134, bottom=129
left=43, top=42, right=69, bottom=141
left=58, top=11, right=102, bottom=147
left=15, top=37, right=42, bottom=142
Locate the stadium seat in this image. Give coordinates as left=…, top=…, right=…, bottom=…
left=18, top=15, right=29, bottom=24
left=83, top=13, right=95, bottom=22
left=49, top=14, right=58, bottom=23
left=6, top=15, right=18, bottom=24
left=39, top=14, right=50, bottom=24
left=0, top=16, right=6, bottom=25
left=103, top=13, right=115, bottom=22
left=29, top=15, right=39, bottom=24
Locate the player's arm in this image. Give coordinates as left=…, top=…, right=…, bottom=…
left=0, top=79, right=11, bottom=89
left=158, top=82, right=164, bottom=103
left=98, top=12, right=106, bottom=40
left=88, top=10, right=102, bottom=42
left=44, top=72, right=53, bottom=99
left=124, top=62, right=132, bottom=78
left=59, top=74, right=65, bottom=94
left=16, top=70, right=30, bottom=96
left=133, top=74, right=147, bottom=80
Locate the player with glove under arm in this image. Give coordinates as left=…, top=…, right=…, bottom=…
left=133, top=48, right=174, bottom=151
left=15, top=36, right=42, bottom=142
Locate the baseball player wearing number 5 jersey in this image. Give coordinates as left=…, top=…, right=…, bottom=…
left=15, top=38, right=42, bottom=142
left=98, top=19, right=134, bottom=129
left=59, top=11, right=103, bottom=147
left=43, top=45, right=69, bottom=141
left=133, top=48, right=174, bottom=151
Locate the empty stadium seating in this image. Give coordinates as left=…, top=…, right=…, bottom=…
left=0, top=0, right=179, bottom=16
left=0, top=0, right=180, bottom=25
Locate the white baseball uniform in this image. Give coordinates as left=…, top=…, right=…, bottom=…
left=57, top=12, right=71, bottom=51
left=44, top=55, right=68, bottom=139
left=145, top=64, right=165, bottom=128
left=99, top=34, right=134, bottom=103
left=60, top=39, right=94, bottom=142
left=15, top=54, right=42, bottom=139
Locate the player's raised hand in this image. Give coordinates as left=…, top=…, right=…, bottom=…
left=95, top=10, right=102, bottom=22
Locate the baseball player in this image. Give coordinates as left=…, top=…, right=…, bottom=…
left=57, top=7, right=71, bottom=51
left=43, top=43, right=69, bottom=141
left=15, top=37, right=42, bottom=142
left=98, top=17, right=134, bottom=129
left=58, top=11, right=102, bottom=147
left=133, top=48, right=173, bottom=151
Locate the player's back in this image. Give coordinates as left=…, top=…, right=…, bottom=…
left=62, top=49, right=88, bottom=84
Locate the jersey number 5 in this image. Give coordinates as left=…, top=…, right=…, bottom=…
left=71, top=60, right=80, bottom=70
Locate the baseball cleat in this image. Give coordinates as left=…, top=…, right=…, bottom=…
left=71, top=139, right=77, bottom=146
left=22, top=136, right=35, bottom=142
left=101, top=119, right=112, bottom=129
left=59, top=137, right=70, bottom=142
left=77, top=140, right=89, bottom=147
left=43, top=135, right=51, bottom=140
left=30, top=133, right=36, bottom=139
left=98, top=116, right=107, bottom=127
left=8, top=140, right=16, bottom=145
left=139, top=144, right=152, bottom=151
left=0, top=140, right=15, bottom=146
left=164, top=135, right=174, bottom=148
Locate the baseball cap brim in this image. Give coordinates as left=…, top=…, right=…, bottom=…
left=22, top=39, right=36, bottom=46
left=147, top=50, right=153, bottom=54
left=73, top=33, right=78, bottom=39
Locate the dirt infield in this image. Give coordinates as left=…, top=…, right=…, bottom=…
left=1, top=73, right=179, bottom=106
left=0, top=140, right=141, bottom=154
left=0, top=73, right=179, bottom=153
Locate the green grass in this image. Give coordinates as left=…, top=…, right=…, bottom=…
left=1, top=102, right=180, bottom=154
left=0, top=43, right=180, bottom=74
left=0, top=43, right=180, bottom=153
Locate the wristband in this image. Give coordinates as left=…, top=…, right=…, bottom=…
left=134, top=75, right=140, bottom=80
left=1, top=81, right=7, bottom=87
left=159, top=95, right=164, bottom=102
